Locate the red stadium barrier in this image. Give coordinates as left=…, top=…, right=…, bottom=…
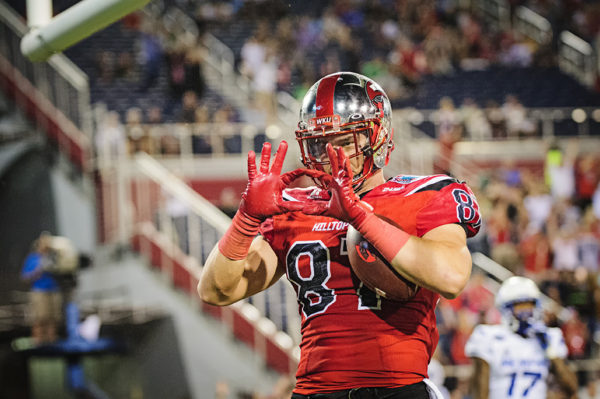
left=131, top=222, right=298, bottom=375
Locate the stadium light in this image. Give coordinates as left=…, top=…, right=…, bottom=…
left=571, top=108, right=587, bottom=123
left=21, top=0, right=150, bottom=62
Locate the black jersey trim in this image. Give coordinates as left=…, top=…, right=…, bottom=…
left=414, top=178, right=461, bottom=193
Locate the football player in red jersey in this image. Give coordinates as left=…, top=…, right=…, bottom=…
left=199, top=72, right=481, bottom=398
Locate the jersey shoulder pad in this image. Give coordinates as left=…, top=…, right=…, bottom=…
left=398, top=174, right=459, bottom=194
left=415, top=177, right=482, bottom=237
left=369, top=174, right=456, bottom=197
left=465, top=324, right=505, bottom=362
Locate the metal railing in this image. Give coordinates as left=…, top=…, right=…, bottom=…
left=396, top=106, right=600, bottom=139
left=513, top=6, right=552, bottom=45
left=474, top=0, right=511, bottom=32
left=0, top=1, right=92, bottom=169
left=0, top=1, right=92, bottom=137
left=559, top=31, right=596, bottom=88
left=199, top=31, right=299, bottom=128
left=97, top=152, right=303, bottom=349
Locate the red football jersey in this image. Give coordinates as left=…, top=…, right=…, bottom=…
left=260, top=175, right=481, bottom=394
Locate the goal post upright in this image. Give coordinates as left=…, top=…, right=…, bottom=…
left=21, top=0, right=151, bottom=62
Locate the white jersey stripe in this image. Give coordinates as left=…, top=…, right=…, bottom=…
left=282, top=191, right=299, bottom=202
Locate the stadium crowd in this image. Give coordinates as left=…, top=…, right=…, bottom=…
left=435, top=138, right=600, bottom=397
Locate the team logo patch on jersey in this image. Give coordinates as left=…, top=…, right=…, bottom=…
left=391, top=175, right=422, bottom=184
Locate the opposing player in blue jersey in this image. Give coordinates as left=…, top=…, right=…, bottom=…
left=465, top=276, right=578, bottom=399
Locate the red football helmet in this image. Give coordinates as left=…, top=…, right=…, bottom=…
left=295, top=72, right=394, bottom=189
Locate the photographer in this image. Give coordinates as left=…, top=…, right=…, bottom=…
left=20, top=232, right=62, bottom=345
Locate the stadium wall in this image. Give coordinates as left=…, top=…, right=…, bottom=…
left=75, top=251, right=284, bottom=399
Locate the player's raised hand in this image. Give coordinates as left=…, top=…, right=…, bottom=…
left=239, top=141, right=306, bottom=220
left=300, top=143, right=373, bottom=227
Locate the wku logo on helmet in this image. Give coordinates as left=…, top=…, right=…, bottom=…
left=309, top=114, right=341, bottom=130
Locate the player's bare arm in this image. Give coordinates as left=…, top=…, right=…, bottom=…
left=301, top=144, right=472, bottom=299
left=198, top=141, right=306, bottom=306
left=470, top=357, right=490, bottom=399
left=550, top=358, right=578, bottom=398
left=199, top=236, right=283, bottom=305
left=391, top=222, right=471, bottom=299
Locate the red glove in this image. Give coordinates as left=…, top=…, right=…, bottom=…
left=300, top=144, right=374, bottom=226
left=218, top=141, right=306, bottom=260
left=301, top=143, right=410, bottom=262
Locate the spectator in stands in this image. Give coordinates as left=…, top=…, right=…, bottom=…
left=213, top=104, right=236, bottom=124
left=487, top=198, right=521, bottom=273
left=273, top=17, right=296, bottom=62
left=361, top=57, right=409, bottom=102
left=252, top=45, right=279, bottom=124
left=545, top=140, right=563, bottom=186
left=292, top=65, right=317, bottom=101
left=114, top=51, right=136, bottom=81
left=502, top=95, right=536, bottom=138
left=519, top=226, right=552, bottom=277
left=575, top=154, right=600, bottom=211
left=388, top=36, right=428, bottom=90
left=95, top=110, right=126, bottom=168
left=460, top=98, right=492, bottom=141
left=191, top=104, right=212, bottom=155
left=578, top=208, right=600, bottom=274
left=21, top=232, right=62, bottom=345
left=178, top=91, right=199, bottom=124
left=239, top=23, right=269, bottom=81
left=165, top=189, right=190, bottom=254
left=126, top=107, right=154, bottom=154
left=498, top=33, right=534, bottom=67
left=484, top=100, right=507, bottom=139
left=523, top=180, right=553, bottom=233
left=433, top=96, right=462, bottom=174
left=548, top=139, right=577, bottom=201
left=214, top=103, right=240, bottom=153
left=146, top=106, right=163, bottom=125
left=166, top=43, right=205, bottom=100
left=147, top=106, right=178, bottom=155
left=561, top=309, right=589, bottom=360
left=549, top=222, right=580, bottom=273
left=594, top=182, right=600, bottom=220
left=422, top=26, right=455, bottom=76
left=449, top=309, right=475, bottom=365
left=95, top=50, right=116, bottom=85
left=138, top=22, right=163, bottom=92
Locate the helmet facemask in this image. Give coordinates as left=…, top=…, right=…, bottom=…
left=496, top=276, right=545, bottom=338
left=501, top=299, right=543, bottom=337
left=297, top=120, right=389, bottom=188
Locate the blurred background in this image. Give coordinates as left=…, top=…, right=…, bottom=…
left=0, top=0, right=599, bottom=398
